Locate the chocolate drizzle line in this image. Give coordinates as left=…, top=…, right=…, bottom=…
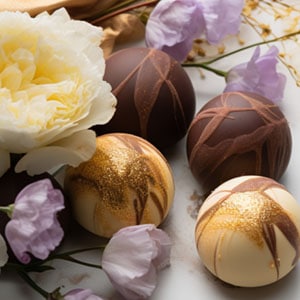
left=195, top=177, right=300, bottom=278
left=188, top=92, right=292, bottom=193
left=112, top=49, right=188, bottom=138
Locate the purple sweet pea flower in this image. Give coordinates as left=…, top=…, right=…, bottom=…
left=48, top=288, right=104, bottom=300
left=200, top=0, right=244, bottom=44
left=102, top=224, right=171, bottom=300
left=0, top=234, right=8, bottom=270
left=145, top=0, right=204, bottom=62
left=224, top=46, right=286, bottom=103
left=5, top=179, right=64, bottom=264
left=64, top=289, right=104, bottom=300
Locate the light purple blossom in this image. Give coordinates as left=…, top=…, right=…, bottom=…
left=0, top=234, right=8, bottom=270
left=102, top=224, right=171, bottom=300
left=200, top=0, right=244, bottom=44
left=145, top=0, right=204, bottom=62
left=224, top=46, right=286, bottom=103
left=145, top=0, right=244, bottom=61
left=64, top=288, right=104, bottom=300
left=5, top=179, right=64, bottom=264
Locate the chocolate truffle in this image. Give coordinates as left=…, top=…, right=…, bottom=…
left=186, top=91, right=292, bottom=194
left=64, top=133, right=175, bottom=238
left=195, top=175, right=300, bottom=287
left=93, top=47, right=196, bottom=150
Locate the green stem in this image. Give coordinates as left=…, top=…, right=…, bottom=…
left=0, top=204, right=14, bottom=218
left=183, top=63, right=227, bottom=77
left=90, top=0, right=159, bottom=24
left=54, top=255, right=102, bottom=269
left=47, top=246, right=106, bottom=259
left=17, top=270, right=49, bottom=299
left=182, top=30, right=300, bottom=76
left=31, top=246, right=106, bottom=269
left=195, top=30, right=300, bottom=66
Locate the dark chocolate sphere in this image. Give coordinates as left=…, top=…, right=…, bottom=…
left=186, top=91, right=292, bottom=195
left=93, top=47, right=196, bottom=150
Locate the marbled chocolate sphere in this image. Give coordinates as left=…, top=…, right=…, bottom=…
left=187, top=91, right=292, bottom=194
left=93, top=47, right=196, bottom=150
left=195, top=175, right=300, bottom=287
left=64, top=133, right=175, bottom=238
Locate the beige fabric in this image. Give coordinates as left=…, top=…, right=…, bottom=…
left=101, top=14, right=145, bottom=58
left=0, top=0, right=119, bottom=18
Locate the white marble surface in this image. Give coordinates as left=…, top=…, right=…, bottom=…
left=2, top=40, right=300, bottom=300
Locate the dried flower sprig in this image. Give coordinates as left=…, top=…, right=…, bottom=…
left=242, top=0, right=300, bottom=85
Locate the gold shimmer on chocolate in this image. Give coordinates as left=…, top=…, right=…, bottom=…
left=64, top=133, right=174, bottom=238
left=187, top=92, right=292, bottom=194
left=195, top=176, right=300, bottom=285
left=94, top=47, right=196, bottom=150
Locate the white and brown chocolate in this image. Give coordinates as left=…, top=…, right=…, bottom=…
left=195, top=175, right=300, bottom=287
left=64, top=133, right=175, bottom=238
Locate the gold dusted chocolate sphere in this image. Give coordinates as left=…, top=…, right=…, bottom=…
left=64, top=133, right=174, bottom=238
left=195, top=175, right=300, bottom=287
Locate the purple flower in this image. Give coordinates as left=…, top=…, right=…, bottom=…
left=224, top=46, right=286, bottom=103
left=0, top=234, right=8, bottom=270
left=200, top=0, right=244, bottom=44
left=102, top=224, right=171, bottom=300
left=5, top=179, right=64, bottom=264
left=48, top=288, right=104, bottom=300
left=63, top=289, right=104, bottom=300
left=145, top=0, right=204, bottom=62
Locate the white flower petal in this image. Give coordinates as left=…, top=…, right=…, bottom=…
left=0, top=8, right=116, bottom=174
left=15, top=130, right=96, bottom=175
left=0, top=148, right=10, bottom=177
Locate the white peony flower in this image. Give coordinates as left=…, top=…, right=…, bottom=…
left=0, top=8, right=116, bottom=176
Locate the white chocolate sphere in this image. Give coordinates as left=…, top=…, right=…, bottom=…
left=64, top=133, right=174, bottom=238
left=195, top=175, right=300, bottom=287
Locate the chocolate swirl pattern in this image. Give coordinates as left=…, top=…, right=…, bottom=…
left=95, top=47, right=196, bottom=150
left=195, top=176, right=300, bottom=287
left=64, top=133, right=174, bottom=238
left=187, top=91, right=292, bottom=195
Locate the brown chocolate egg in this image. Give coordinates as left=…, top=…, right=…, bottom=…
left=186, top=91, right=292, bottom=195
left=64, top=133, right=175, bottom=238
left=93, top=47, right=196, bottom=150
left=195, top=175, right=300, bottom=287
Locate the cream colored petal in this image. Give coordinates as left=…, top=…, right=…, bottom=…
left=15, top=130, right=96, bottom=175
left=0, top=149, right=10, bottom=177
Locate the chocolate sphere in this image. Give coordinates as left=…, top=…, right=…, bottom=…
left=195, top=176, right=300, bottom=287
left=64, top=133, right=175, bottom=238
left=187, top=91, right=292, bottom=194
left=93, top=47, right=196, bottom=150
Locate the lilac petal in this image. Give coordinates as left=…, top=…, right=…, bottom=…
left=5, top=179, right=65, bottom=264
left=102, top=224, right=171, bottom=299
left=200, top=0, right=244, bottom=44
left=145, top=0, right=204, bottom=61
left=64, top=288, right=104, bottom=300
left=225, top=46, right=286, bottom=103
